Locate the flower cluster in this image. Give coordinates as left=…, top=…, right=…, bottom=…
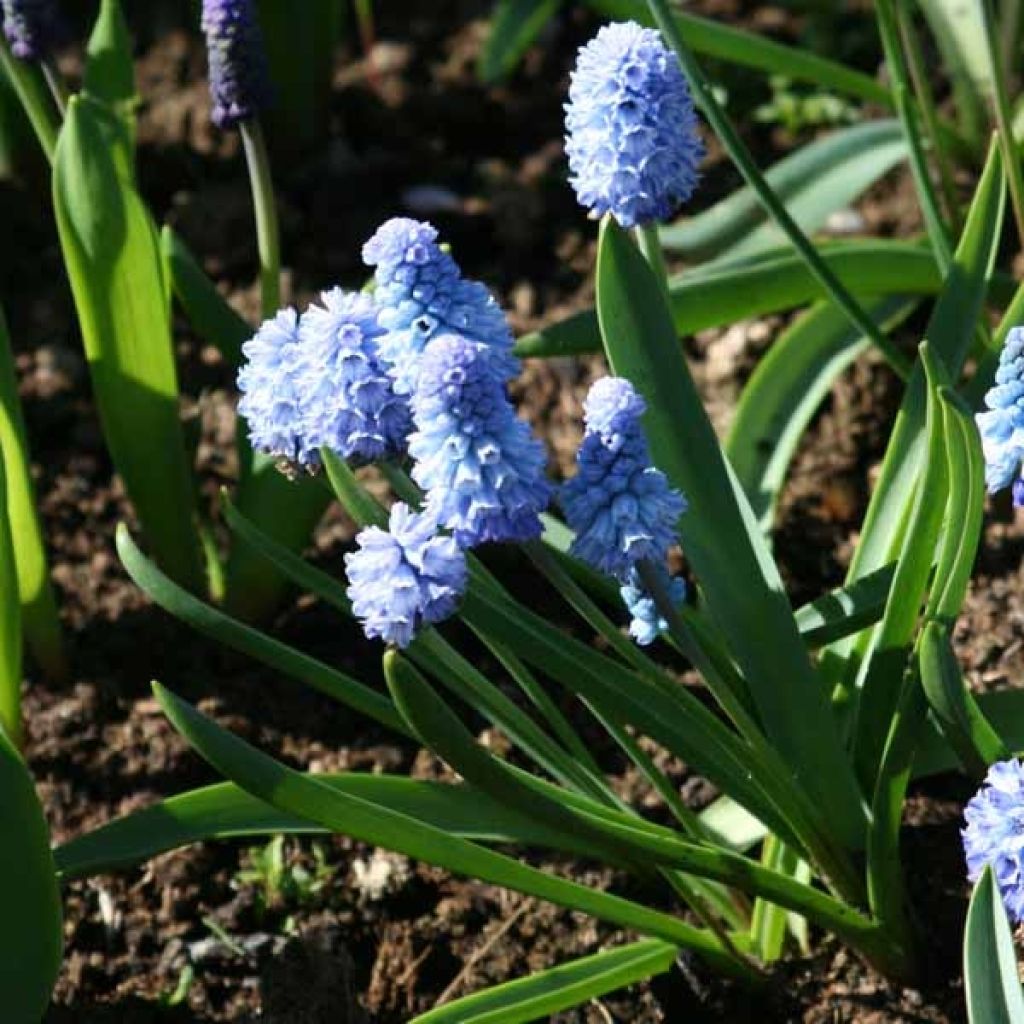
left=561, top=377, right=687, bottom=644
left=237, top=290, right=408, bottom=467
left=409, top=333, right=551, bottom=547
left=977, top=327, right=1024, bottom=506
left=564, top=21, right=703, bottom=228
left=201, top=0, right=272, bottom=129
left=963, top=759, right=1024, bottom=923
left=2, top=0, right=67, bottom=61
left=345, top=503, right=467, bottom=649
left=362, top=218, right=517, bottom=394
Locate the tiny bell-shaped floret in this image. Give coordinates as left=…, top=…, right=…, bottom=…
left=977, top=327, right=1024, bottom=504
left=2, top=0, right=67, bottom=61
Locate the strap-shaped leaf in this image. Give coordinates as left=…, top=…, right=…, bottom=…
left=115, top=524, right=406, bottom=734
left=964, top=867, right=1024, bottom=1024
left=409, top=939, right=677, bottom=1024
left=596, top=215, right=864, bottom=848
left=152, top=682, right=744, bottom=975
left=478, top=0, right=561, bottom=84
left=661, top=121, right=907, bottom=260
left=824, top=141, right=1005, bottom=697
left=515, top=240, right=940, bottom=360
left=54, top=775, right=600, bottom=882
left=794, top=564, right=895, bottom=649
left=0, top=723, right=62, bottom=1021
left=53, top=96, right=204, bottom=590
left=919, top=622, right=1007, bottom=781
left=727, top=297, right=916, bottom=530
left=0, top=452, right=20, bottom=745
left=0, top=305, right=64, bottom=681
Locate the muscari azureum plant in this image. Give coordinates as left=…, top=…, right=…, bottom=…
left=13, top=0, right=1024, bottom=1019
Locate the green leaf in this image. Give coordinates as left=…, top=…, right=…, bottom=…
left=478, top=0, right=561, bottom=84
left=0, top=36, right=57, bottom=162
left=83, top=0, right=137, bottom=163
left=585, top=0, right=889, bottom=106
left=514, top=240, right=941, bottom=359
left=409, top=939, right=677, bottom=1024
left=0, top=451, right=20, bottom=745
left=851, top=345, right=950, bottom=787
left=824, top=140, right=1005, bottom=698
left=0, top=723, right=62, bottom=1021
left=727, top=297, right=916, bottom=530
left=55, top=774, right=609, bottom=882
left=919, top=621, right=1007, bottom=780
left=793, top=563, right=895, bottom=649
left=115, top=524, right=406, bottom=735
left=660, top=120, right=907, bottom=261
left=964, top=867, right=1024, bottom=1024
left=0, top=304, right=64, bottom=681
left=152, top=681, right=743, bottom=975
left=161, top=226, right=249, bottom=367
left=53, top=97, right=204, bottom=591
left=595, top=216, right=864, bottom=849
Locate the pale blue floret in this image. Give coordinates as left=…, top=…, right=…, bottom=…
left=362, top=218, right=517, bottom=394
left=977, top=327, right=1024, bottom=503
left=564, top=21, right=704, bottom=228
left=409, top=334, right=551, bottom=547
left=344, top=502, right=468, bottom=648
left=963, top=759, right=1024, bottom=923
left=236, top=308, right=317, bottom=467
left=561, top=377, right=686, bottom=580
left=299, top=288, right=411, bottom=461
left=620, top=566, right=686, bottom=647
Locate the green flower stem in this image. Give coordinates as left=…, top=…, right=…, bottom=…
left=0, top=37, right=58, bottom=162
left=874, top=0, right=953, bottom=271
left=239, top=119, right=281, bottom=318
left=644, top=0, right=911, bottom=381
left=40, top=60, right=67, bottom=115
left=896, top=3, right=960, bottom=230
left=0, top=455, right=21, bottom=749
left=636, top=223, right=671, bottom=303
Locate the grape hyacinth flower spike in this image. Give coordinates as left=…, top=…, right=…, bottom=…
left=561, top=377, right=687, bottom=644
left=977, top=327, right=1024, bottom=506
left=236, top=308, right=316, bottom=469
left=362, top=217, right=517, bottom=394
left=564, top=20, right=704, bottom=228
left=201, top=0, right=273, bottom=129
left=963, top=759, right=1024, bottom=923
left=345, top=503, right=468, bottom=649
left=299, top=288, right=411, bottom=462
left=1, top=0, right=67, bottom=61
left=409, top=333, right=551, bottom=547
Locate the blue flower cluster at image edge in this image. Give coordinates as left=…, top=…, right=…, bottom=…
left=560, top=377, right=687, bottom=644
left=564, top=20, right=704, bottom=228
left=963, top=759, right=1024, bottom=923
left=977, top=327, right=1024, bottom=506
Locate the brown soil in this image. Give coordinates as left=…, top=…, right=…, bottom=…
left=0, top=1, right=1010, bottom=1022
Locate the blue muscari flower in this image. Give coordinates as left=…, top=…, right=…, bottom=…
left=564, top=21, right=704, bottom=228
left=299, top=288, right=411, bottom=462
left=409, top=333, right=551, bottom=547
left=620, top=566, right=686, bottom=647
left=2, top=0, right=67, bottom=61
left=977, top=327, right=1024, bottom=505
left=345, top=502, right=467, bottom=648
left=237, top=308, right=318, bottom=468
left=963, top=759, right=1024, bottom=923
left=201, top=0, right=272, bottom=129
left=561, top=377, right=686, bottom=581
left=362, top=218, right=517, bottom=395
